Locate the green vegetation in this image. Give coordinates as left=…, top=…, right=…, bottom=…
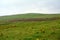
left=0, top=13, right=60, bottom=40
left=0, top=13, right=60, bottom=21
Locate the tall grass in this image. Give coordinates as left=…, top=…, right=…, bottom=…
left=0, top=19, right=60, bottom=40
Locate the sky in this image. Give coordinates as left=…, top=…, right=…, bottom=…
left=0, top=0, right=60, bottom=16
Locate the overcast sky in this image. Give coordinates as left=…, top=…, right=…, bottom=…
left=0, top=0, right=60, bottom=16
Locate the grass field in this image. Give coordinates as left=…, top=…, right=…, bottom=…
left=0, top=13, right=60, bottom=40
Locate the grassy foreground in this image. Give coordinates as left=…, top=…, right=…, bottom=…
left=0, top=19, right=60, bottom=40
left=0, top=13, right=60, bottom=40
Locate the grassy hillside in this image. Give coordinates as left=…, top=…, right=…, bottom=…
left=0, top=13, right=60, bottom=40
left=0, top=13, right=60, bottom=21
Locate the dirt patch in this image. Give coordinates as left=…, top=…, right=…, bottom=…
left=9, top=17, right=60, bottom=22
left=0, top=17, right=60, bottom=25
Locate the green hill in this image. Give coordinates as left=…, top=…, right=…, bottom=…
left=0, top=13, right=60, bottom=21
left=0, top=13, right=60, bottom=40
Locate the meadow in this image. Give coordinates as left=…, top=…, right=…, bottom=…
left=0, top=13, right=60, bottom=40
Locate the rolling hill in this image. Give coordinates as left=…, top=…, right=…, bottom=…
left=0, top=13, right=60, bottom=40
left=0, top=13, right=60, bottom=21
